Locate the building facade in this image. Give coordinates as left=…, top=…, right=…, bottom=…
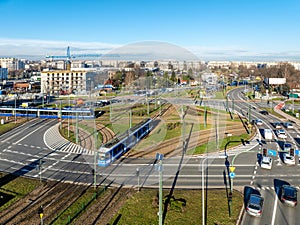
left=0, top=58, right=25, bottom=71
left=41, top=70, right=95, bottom=95
left=0, top=68, right=8, bottom=80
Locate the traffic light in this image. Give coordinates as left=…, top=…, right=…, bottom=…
left=38, top=206, right=43, bottom=215
left=228, top=192, right=232, bottom=202
left=263, top=148, right=267, bottom=156
left=290, top=149, right=295, bottom=157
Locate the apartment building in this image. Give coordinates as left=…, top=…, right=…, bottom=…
left=0, top=68, right=8, bottom=80
left=41, top=70, right=96, bottom=94
left=0, top=58, right=25, bottom=71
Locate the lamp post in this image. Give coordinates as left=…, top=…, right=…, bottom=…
left=93, top=118, right=97, bottom=190
left=155, top=153, right=164, bottom=225
left=14, top=95, right=17, bottom=124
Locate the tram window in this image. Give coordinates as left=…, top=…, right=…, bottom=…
left=99, top=153, right=106, bottom=161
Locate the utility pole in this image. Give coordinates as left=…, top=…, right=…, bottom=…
left=93, top=119, right=97, bottom=190
left=129, top=108, right=132, bottom=129
left=76, top=111, right=79, bottom=144
left=136, top=168, right=140, bottom=192
left=68, top=94, right=70, bottom=138
left=14, top=96, right=17, bottom=124
left=155, top=153, right=164, bottom=225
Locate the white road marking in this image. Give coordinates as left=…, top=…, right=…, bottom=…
left=271, top=193, right=278, bottom=225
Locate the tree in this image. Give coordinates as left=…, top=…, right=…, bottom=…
left=171, top=70, right=176, bottom=83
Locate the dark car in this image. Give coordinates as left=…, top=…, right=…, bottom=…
left=260, top=110, right=269, bottom=115
left=281, top=185, right=297, bottom=207
left=246, top=194, right=264, bottom=217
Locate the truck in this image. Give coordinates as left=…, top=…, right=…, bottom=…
left=264, top=129, right=273, bottom=141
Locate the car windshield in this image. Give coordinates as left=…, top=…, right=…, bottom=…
left=262, top=161, right=270, bottom=164
left=248, top=203, right=261, bottom=210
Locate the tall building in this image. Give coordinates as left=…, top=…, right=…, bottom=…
left=0, top=58, right=25, bottom=71
left=41, top=70, right=96, bottom=95
left=0, top=68, right=8, bottom=80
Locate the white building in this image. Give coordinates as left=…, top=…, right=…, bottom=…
left=41, top=70, right=96, bottom=95
left=0, top=58, right=25, bottom=71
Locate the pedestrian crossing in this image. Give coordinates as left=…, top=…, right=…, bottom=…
left=44, top=124, right=93, bottom=155
left=252, top=186, right=300, bottom=191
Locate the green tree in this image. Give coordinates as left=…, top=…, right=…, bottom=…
left=171, top=70, right=176, bottom=82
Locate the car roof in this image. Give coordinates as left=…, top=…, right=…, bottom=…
left=262, top=156, right=271, bottom=162
left=249, top=194, right=263, bottom=204
left=278, top=129, right=285, bottom=133
left=282, top=185, right=297, bottom=195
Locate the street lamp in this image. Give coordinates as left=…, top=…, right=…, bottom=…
left=155, top=153, right=164, bottom=225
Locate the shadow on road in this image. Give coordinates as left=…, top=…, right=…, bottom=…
left=162, top=123, right=194, bottom=224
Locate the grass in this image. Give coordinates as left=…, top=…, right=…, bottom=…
left=109, top=189, right=243, bottom=225
left=0, top=122, right=18, bottom=135
left=0, top=173, right=40, bottom=211
left=213, top=91, right=226, bottom=99
left=189, top=133, right=251, bottom=155
left=51, top=188, right=97, bottom=225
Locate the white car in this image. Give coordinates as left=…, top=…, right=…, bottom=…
left=276, top=129, right=287, bottom=139
left=261, top=156, right=272, bottom=169
left=273, top=122, right=282, bottom=129
left=283, top=143, right=292, bottom=151
left=283, top=122, right=293, bottom=129
left=283, top=153, right=295, bottom=165
left=246, top=194, right=264, bottom=217
left=255, top=119, right=263, bottom=126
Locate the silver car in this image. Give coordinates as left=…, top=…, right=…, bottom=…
left=246, top=194, right=264, bottom=217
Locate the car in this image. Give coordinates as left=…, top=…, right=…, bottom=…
left=276, top=129, right=287, bottom=139
left=261, top=156, right=272, bottom=169
left=283, top=143, right=292, bottom=152
left=255, top=119, right=263, bottom=126
left=246, top=194, right=264, bottom=217
left=283, top=122, right=293, bottom=129
left=273, top=122, right=282, bottom=129
left=281, top=185, right=297, bottom=207
left=283, top=152, right=295, bottom=165
left=260, top=110, right=269, bottom=115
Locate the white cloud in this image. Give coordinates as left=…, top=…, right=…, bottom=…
left=1, top=38, right=300, bottom=61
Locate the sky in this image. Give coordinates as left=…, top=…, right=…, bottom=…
left=1, top=0, right=300, bottom=61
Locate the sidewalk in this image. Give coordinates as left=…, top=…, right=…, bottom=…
left=274, top=101, right=300, bottom=127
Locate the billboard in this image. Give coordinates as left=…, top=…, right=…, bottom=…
left=264, top=78, right=286, bottom=85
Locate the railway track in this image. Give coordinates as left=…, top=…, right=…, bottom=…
left=126, top=124, right=250, bottom=159
left=0, top=180, right=90, bottom=225
left=73, top=186, right=134, bottom=225
left=96, top=124, right=115, bottom=144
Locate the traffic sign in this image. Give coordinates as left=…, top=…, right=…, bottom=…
left=267, top=149, right=277, bottom=156
left=229, top=166, right=235, bottom=172
left=229, top=172, right=236, bottom=179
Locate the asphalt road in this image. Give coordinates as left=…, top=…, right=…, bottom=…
left=1, top=87, right=300, bottom=224
left=227, top=87, right=300, bottom=225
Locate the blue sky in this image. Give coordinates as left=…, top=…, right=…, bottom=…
left=0, top=0, right=300, bottom=60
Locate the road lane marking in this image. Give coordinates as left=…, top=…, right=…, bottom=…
left=271, top=193, right=278, bottom=225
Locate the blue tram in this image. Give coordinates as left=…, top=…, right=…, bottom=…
left=98, top=118, right=153, bottom=167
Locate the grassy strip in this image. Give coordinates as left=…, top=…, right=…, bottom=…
left=189, top=133, right=251, bottom=155
left=0, top=123, right=18, bottom=136
left=0, top=173, right=40, bottom=211
left=109, top=189, right=242, bottom=225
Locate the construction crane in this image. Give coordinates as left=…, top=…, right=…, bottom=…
left=46, top=46, right=103, bottom=60
left=46, top=46, right=73, bottom=70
